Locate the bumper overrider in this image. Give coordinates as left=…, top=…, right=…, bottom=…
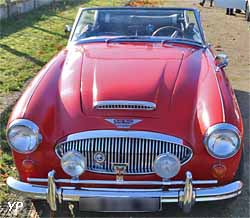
left=7, top=171, right=243, bottom=213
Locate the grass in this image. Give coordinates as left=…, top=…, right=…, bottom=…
left=0, top=107, right=15, bottom=202
left=0, top=0, right=126, bottom=94
left=0, top=0, right=132, bottom=203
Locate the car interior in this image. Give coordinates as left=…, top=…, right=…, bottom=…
left=74, top=9, right=202, bottom=42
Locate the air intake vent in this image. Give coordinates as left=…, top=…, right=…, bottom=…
left=94, top=101, right=156, bottom=111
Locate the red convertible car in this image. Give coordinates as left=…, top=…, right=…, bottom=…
left=6, top=7, right=243, bottom=214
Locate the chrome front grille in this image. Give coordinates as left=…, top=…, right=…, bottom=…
left=55, top=131, right=192, bottom=174
left=94, top=101, right=156, bottom=110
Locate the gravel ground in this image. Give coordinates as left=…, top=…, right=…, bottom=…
left=0, top=0, right=249, bottom=217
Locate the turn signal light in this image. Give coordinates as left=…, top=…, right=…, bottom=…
left=22, top=159, right=35, bottom=173
left=212, top=164, right=227, bottom=179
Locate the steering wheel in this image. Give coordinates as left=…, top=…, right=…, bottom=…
left=152, top=26, right=183, bottom=38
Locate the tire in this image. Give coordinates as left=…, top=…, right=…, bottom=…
left=246, top=1, right=250, bottom=22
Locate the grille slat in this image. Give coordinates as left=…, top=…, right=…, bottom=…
left=144, top=139, right=148, bottom=173
left=88, top=139, right=91, bottom=166
left=148, top=140, right=152, bottom=173
left=138, top=139, right=141, bottom=173
left=130, top=138, right=133, bottom=173
left=56, top=132, right=193, bottom=175
left=124, top=138, right=128, bottom=166
left=108, top=138, right=111, bottom=172
left=104, top=138, right=108, bottom=171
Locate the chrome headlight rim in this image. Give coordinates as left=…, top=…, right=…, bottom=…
left=6, top=119, right=42, bottom=154
left=204, top=123, right=241, bottom=159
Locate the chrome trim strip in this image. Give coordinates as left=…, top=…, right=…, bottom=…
left=79, top=187, right=163, bottom=192
left=93, top=100, right=156, bottom=110
left=204, top=123, right=241, bottom=137
left=27, top=178, right=218, bottom=186
left=214, top=72, right=226, bottom=122
left=66, top=130, right=183, bottom=144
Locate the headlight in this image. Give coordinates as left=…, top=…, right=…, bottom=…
left=7, top=119, right=42, bottom=154
left=154, top=153, right=181, bottom=179
left=204, top=123, right=241, bottom=159
left=61, top=151, right=86, bottom=177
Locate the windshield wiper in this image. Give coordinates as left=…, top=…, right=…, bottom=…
left=161, top=38, right=206, bottom=48
left=106, top=36, right=152, bottom=44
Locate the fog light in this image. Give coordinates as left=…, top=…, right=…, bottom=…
left=61, top=151, right=86, bottom=177
left=212, top=164, right=227, bottom=179
left=154, top=153, right=181, bottom=179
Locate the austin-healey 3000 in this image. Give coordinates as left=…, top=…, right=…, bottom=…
left=6, top=7, right=243, bottom=214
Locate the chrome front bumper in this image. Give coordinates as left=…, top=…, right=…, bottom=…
left=7, top=171, right=243, bottom=213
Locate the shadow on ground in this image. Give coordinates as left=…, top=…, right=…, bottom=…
left=0, top=0, right=91, bottom=39
left=0, top=44, right=46, bottom=67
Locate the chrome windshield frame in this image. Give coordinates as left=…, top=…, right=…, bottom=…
left=68, top=7, right=206, bottom=46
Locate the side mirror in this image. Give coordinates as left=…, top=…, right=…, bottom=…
left=207, top=43, right=212, bottom=48
left=215, top=54, right=228, bottom=70
left=65, top=25, right=72, bottom=33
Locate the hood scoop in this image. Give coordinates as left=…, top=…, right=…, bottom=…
left=94, top=100, right=156, bottom=111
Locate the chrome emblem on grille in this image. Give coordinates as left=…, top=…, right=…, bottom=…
left=105, top=119, right=142, bottom=128
left=112, top=163, right=128, bottom=182
left=94, top=152, right=105, bottom=163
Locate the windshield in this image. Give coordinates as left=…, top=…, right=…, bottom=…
left=72, top=8, right=204, bottom=44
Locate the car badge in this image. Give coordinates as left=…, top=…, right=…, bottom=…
left=112, top=163, right=128, bottom=182
left=94, top=152, right=106, bottom=164
left=105, top=119, right=142, bottom=128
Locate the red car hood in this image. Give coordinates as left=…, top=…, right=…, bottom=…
left=15, top=42, right=224, bottom=147
left=55, top=42, right=224, bottom=140
left=77, top=43, right=184, bottom=117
